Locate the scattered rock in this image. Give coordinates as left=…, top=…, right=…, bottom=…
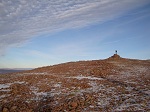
left=0, top=55, right=149, bottom=111
left=2, top=107, right=9, bottom=112
left=70, top=102, right=78, bottom=109
left=27, top=109, right=34, bottom=112
left=2, top=99, right=8, bottom=103
left=10, top=106, right=17, bottom=111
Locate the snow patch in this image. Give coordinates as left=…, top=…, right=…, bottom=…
left=14, top=81, right=26, bottom=84
left=54, top=83, right=61, bottom=88
left=36, top=92, right=48, bottom=96
left=0, top=83, right=12, bottom=89
left=30, top=86, right=39, bottom=94
left=0, top=94, right=10, bottom=99
left=23, top=72, right=47, bottom=75
left=0, top=82, right=27, bottom=89
left=67, top=76, right=104, bottom=80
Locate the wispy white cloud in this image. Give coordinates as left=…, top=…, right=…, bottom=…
left=27, top=50, right=52, bottom=59
left=0, top=0, right=150, bottom=55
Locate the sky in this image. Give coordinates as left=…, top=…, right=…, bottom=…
left=0, top=0, right=150, bottom=68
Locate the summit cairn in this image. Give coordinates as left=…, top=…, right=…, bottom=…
left=107, top=50, right=121, bottom=60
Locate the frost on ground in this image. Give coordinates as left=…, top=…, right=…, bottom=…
left=0, top=83, right=11, bottom=89
left=0, top=56, right=150, bottom=111
left=67, top=76, right=104, bottom=80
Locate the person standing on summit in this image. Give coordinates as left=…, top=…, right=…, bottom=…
left=115, top=50, right=117, bottom=54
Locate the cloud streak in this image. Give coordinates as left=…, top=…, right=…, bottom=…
left=0, top=0, right=150, bottom=55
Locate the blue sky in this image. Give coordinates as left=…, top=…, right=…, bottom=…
left=0, top=0, right=150, bottom=68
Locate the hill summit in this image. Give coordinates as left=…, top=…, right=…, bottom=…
left=0, top=52, right=149, bottom=111
left=107, top=54, right=122, bottom=60
left=106, top=50, right=123, bottom=60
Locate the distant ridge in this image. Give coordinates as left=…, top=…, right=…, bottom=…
left=0, top=68, right=33, bottom=74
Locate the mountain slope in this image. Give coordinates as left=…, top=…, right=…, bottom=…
left=0, top=54, right=149, bottom=111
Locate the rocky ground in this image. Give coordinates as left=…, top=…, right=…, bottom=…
left=0, top=54, right=150, bottom=112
